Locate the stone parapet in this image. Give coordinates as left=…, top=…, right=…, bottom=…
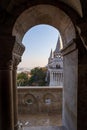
left=17, top=87, right=62, bottom=114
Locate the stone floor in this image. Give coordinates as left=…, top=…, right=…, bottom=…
left=22, top=126, right=66, bottom=130
left=18, top=113, right=62, bottom=127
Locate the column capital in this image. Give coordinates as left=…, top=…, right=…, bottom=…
left=0, top=35, right=25, bottom=70
left=0, top=35, right=15, bottom=70
left=13, top=55, right=21, bottom=70
left=13, top=41, right=25, bottom=57
left=13, top=41, right=25, bottom=70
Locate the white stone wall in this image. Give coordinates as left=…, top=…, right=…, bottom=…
left=49, top=69, right=63, bottom=86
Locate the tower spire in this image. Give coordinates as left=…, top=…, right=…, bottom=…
left=54, top=37, right=60, bottom=53
left=48, top=49, right=53, bottom=64
left=49, top=49, right=53, bottom=58
left=53, top=36, right=61, bottom=58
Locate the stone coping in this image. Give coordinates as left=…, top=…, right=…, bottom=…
left=17, top=86, right=63, bottom=89
left=22, top=126, right=66, bottom=130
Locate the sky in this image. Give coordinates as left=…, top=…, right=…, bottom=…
left=18, top=24, right=59, bottom=69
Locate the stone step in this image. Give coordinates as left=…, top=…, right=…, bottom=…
left=22, top=126, right=67, bottom=130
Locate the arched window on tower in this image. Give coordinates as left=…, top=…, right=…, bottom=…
left=56, top=64, right=61, bottom=69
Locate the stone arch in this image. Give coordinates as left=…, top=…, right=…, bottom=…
left=12, top=4, right=76, bottom=48
left=0, top=1, right=86, bottom=130
left=11, top=4, right=78, bottom=129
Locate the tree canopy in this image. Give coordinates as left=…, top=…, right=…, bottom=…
left=17, top=72, right=29, bottom=86
left=17, top=67, right=47, bottom=86
left=29, top=67, right=47, bottom=86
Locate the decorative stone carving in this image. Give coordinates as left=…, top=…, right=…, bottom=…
left=13, top=41, right=25, bottom=56
left=6, top=60, right=14, bottom=70
left=0, top=36, right=25, bottom=70
left=13, top=55, right=21, bottom=70
left=12, top=41, right=25, bottom=70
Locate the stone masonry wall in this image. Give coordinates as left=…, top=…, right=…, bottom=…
left=17, top=87, right=62, bottom=114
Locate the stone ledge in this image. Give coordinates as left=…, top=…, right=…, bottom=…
left=17, top=86, right=63, bottom=89
left=22, top=126, right=67, bottom=130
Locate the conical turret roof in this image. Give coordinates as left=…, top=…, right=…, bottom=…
left=49, top=49, right=53, bottom=58
left=54, top=37, right=60, bottom=53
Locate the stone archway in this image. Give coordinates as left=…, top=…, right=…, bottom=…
left=0, top=1, right=87, bottom=130
left=12, top=4, right=76, bottom=47
left=12, top=4, right=77, bottom=130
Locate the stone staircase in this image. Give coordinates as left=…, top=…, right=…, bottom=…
left=22, top=126, right=67, bottom=130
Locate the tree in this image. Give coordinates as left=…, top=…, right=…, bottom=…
left=29, top=67, right=47, bottom=86
left=17, top=72, right=29, bottom=86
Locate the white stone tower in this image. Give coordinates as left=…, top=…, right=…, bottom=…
left=47, top=37, right=63, bottom=86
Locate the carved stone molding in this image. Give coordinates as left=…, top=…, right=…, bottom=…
left=13, top=41, right=25, bottom=57
left=7, top=60, right=14, bottom=70
left=12, top=41, right=25, bottom=70
left=13, top=54, right=21, bottom=70
left=0, top=35, right=25, bottom=70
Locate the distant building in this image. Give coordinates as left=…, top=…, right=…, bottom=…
left=46, top=37, right=63, bottom=86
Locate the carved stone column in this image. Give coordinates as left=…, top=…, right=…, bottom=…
left=12, top=41, right=25, bottom=130
left=0, top=36, right=25, bottom=130
left=0, top=36, right=15, bottom=130
left=12, top=59, right=19, bottom=130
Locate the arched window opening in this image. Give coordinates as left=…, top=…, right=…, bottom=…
left=17, top=24, right=63, bottom=127
left=17, top=24, right=63, bottom=87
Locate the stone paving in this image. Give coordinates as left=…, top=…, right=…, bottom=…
left=18, top=113, right=62, bottom=127
left=22, top=126, right=66, bottom=130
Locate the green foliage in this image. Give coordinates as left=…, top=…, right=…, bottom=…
left=17, top=72, right=29, bottom=86
left=17, top=67, right=47, bottom=86
left=29, top=67, right=47, bottom=86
